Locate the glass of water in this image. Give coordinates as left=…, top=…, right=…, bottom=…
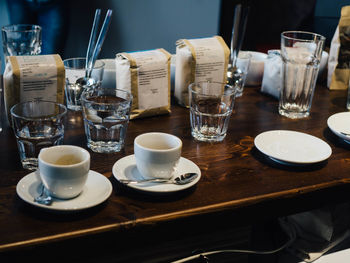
left=189, top=81, right=236, bottom=142
left=10, top=100, right=67, bottom=170
left=1, top=24, right=42, bottom=57
left=279, top=31, right=325, bottom=119
left=81, top=87, right=132, bottom=153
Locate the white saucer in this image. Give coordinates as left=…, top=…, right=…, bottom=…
left=112, top=155, right=201, bottom=194
left=16, top=170, right=113, bottom=211
left=327, top=112, right=350, bottom=143
left=254, top=130, right=332, bottom=165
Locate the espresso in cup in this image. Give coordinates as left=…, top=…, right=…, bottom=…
left=38, top=145, right=90, bottom=199
left=134, top=132, right=182, bottom=179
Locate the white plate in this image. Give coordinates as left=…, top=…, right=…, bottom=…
left=112, top=155, right=201, bottom=194
left=16, top=170, right=113, bottom=211
left=254, top=130, right=332, bottom=164
left=327, top=112, right=350, bottom=142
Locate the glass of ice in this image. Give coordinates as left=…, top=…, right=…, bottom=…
left=188, top=81, right=236, bottom=142
left=10, top=100, right=67, bottom=170
left=81, top=87, right=132, bottom=153
left=279, top=31, right=325, bottom=119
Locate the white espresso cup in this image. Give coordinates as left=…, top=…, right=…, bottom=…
left=134, top=132, right=182, bottom=179
left=38, top=145, right=90, bottom=199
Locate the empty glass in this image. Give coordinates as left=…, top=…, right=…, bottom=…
left=2, top=24, right=42, bottom=58
left=189, top=81, right=236, bottom=142
left=279, top=31, right=325, bottom=119
left=10, top=100, right=67, bottom=170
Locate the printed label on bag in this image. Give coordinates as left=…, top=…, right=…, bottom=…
left=188, top=37, right=225, bottom=82
left=132, top=50, right=169, bottom=109
left=16, top=55, right=58, bottom=101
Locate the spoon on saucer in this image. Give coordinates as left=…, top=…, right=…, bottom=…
left=119, top=172, right=199, bottom=185
left=34, top=184, right=52, bottom=206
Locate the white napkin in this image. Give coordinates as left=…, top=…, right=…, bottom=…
left=261, top=50, right=282, bottom=99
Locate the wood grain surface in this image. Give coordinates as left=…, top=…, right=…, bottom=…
left=1, top=85, right=350, bottom=261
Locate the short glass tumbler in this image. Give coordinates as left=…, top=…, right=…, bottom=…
left=2, top=24, right=42, bottom=57
left=189, top=82, right=236, bottom=142
left=81, top=87, right=132, bottom=153
left=63, top=58, right=105, bottom=111
left=10, top=100, right=67, bottom=170
left=279, top=31, right=325, bottom=119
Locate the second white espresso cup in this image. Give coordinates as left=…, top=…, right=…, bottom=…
left=134, top=132, right=182, bottom=179
left=38, top=145, right=90, bottom=199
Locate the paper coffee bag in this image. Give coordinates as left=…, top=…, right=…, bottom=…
left=329, top=6, right=350, bottom=90
left=174, top=36, right=230, bottom=107
left=3, top=54, right=65, bottom=123
left=116, top=48, right=171, bottom=119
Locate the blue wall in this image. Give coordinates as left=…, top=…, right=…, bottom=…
left=0, top=0, right=221, bottom=69
left=63, top=0, right=221, bottom=59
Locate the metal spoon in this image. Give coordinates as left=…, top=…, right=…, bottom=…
left=76, top=9, right=113, bottom=88
left=34, top=184, right=52, bottom=206
left=226, top=4, right=249, bottom=86
left=119, top=172, right=199, bottom=185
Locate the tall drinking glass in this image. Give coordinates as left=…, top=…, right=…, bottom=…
left=279, top=31, right=325, bottom=119
left=2, top=24, right=42, bottom=58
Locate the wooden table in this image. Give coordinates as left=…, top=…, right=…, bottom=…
left=1, top=85, right=350, bottom=262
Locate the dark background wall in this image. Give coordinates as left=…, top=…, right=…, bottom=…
left=0, top=0, right=347, bottom=72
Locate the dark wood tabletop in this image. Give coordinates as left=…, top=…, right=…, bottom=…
left=1, top=84, right=350, bottom=262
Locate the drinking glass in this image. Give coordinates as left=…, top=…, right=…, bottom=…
left=279, top=31, right=325, bottom=119
left=63, top=58, right=105, bottom=111
left=10, top=100, right=67, bottom=170
left=81, top=87, right=132, bottom=153
left=189, top=81, right=236, bottom=142
left=231, top=51, right=251, bottom=97
left=1, top=24, right=42, bottom=58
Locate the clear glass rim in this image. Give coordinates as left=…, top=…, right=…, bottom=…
left=188, top=81, right=236, bottom=96
left=281, top=31, right=326, bottom=42
left=2, top=24, right=42, bottom=33
left=81, top=88, right=133, bottom=105
left=63, top=57, right=105, bottom=70
left=10, top=100, right=67, bottom=121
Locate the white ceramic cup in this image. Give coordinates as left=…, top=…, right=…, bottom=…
left=38, top=145, right=90, bottom=199
left=134, top=132, right=182, bottom=179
